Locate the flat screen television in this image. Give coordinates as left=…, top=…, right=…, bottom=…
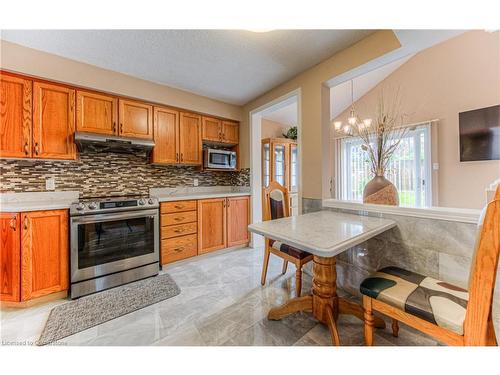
left=459, top=104, right=500, bottom=161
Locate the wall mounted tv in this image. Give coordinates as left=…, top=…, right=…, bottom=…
left=459, top=104, right=500, bottom=162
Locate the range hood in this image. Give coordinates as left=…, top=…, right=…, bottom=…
left=74, top=132, right=155, bottom=154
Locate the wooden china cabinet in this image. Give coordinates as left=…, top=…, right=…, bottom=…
left=261, top=138, right=298, bottom=216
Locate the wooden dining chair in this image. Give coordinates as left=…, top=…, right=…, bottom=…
left=361, top=185, right=500, bottom=346
left=260, top=181, right=313, bottom=297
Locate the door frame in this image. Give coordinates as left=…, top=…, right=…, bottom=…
left=249, top=88, right=302, bottom=248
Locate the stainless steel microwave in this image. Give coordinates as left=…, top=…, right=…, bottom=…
left=203, top=148, right=237, bottom=170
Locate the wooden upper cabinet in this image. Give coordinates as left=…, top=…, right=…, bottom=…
left=221, top=121, right=239, bottom=144
left=179, top=112, right=202, bottom=165
left=226, top=196, right=250, bottom=247
left=76, top=90, right=118, bottom=135
left=33, top=82, right=76, bottom=160
left=198, top=198, right=227, bottom=254
left=0, top=74, right=32, bottom=158
left=202, top=116, right=222, bottom=142
left=118, top=99, right=153, bottom=140
left=152, top=106, right=179, bottom=164
left=20, top=210, right=68, bottom=301
left=0, top=213, right=21, bottom=302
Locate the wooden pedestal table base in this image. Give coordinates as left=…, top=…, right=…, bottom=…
left=267, top=255, right=386, bottom=345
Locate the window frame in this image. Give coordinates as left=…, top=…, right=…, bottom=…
left=334, top=123, right=433, bottom=208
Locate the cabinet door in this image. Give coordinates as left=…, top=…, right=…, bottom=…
left=21, top=210, right=68, bottom=301
left=33, top=82, right=76, bottom=160
left=221, top=121, right=239, bottom=144
left=289, top=143, right=298, bottom=193
left=76, top=90, right=118, bottom=135
left=198, top=198, right=226, bottom=254
left=0, top=74, right=32, bottom=158
left=0, top=213, right=20, bottom=302
left=179, top=112, right=202, bottom=165
left=226, top=196, right=250, bottom=247
left=152, top=106, right=179, bottom=164
left=202, top=116, right=221, bottom=142
left=262, top=141, right=270, bottom=188
left=118, top=99, right=153, bottom=140
left=272, top=143, right=287, bottom=188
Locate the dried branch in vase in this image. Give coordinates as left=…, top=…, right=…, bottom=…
left=343, top=88, right=409, bottom=177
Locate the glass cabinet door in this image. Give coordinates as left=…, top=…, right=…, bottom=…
left=262, top=142, right=270, bottom=187
left=273, top=144, right=286, bottom=187
left=290, top=144, right=298, bottom=193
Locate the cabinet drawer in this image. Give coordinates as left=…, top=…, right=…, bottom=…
left=161, top=200, right=197, bottom=214
left=161, top=222, right=197, bottom=239
left=161, top=234, right=197, bottom=264
left=162, top=211, right=197, bottom=226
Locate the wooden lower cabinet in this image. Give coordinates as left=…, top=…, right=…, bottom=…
left=21, top=210, right=69, bottom=301
left=160, top=196, right=250, bottom=264
left=198, top=198, right=227, bottom=254
left=0, top=209, right=69, bottom=302
left=0, top=213, right=21, bottom=301
left=226, top=196, right=250, bottom=247
left=162, top=234, right=198, bottom=264
left=160, top=200, right=198, bottom=265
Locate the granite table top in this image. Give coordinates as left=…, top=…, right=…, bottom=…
left=248, top=210, right=396, bottom=257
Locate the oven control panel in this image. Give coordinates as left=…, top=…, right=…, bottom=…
left=70, top=196, right=159, bottom=215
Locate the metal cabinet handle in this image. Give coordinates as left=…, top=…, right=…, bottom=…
left=23, top=216, right=28, bottom=230
left=180, top=153, right=183, bottom=162
left=10, top=215, right=17, bottom=231
left=173, top=247, right=184, bottom=253
left=227, top=199, right=230, bottom=207
left=176, top=153, right=179, bottom=162
left=34, top=142, right=39, bottom=155
left=113, top=122, right=116, bottom=133
left=174, top=217, right=184, bottom=221
left=24, top=142, right=29, bottom=156
left=120, top=123, right=123, bottom=133
left=173, top=229, right=183, bottom=233
left=174, top=205, right=183, bottom=209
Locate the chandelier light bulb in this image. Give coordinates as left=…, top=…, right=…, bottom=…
left=343, top=125, right=351, bottom=134
left=333, top=121, right=342, bottom=131
left=363, top=118, right=372, bottom=127
left=348, top=116, right=357, bottom=126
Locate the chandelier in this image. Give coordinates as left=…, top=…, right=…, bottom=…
left=332, top=79, right=372, bottom=135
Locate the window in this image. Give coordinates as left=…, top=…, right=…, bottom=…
left=337, top=124, right=432, bottom=207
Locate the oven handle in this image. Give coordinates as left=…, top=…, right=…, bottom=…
left=71, top=209, right=159, bottom=224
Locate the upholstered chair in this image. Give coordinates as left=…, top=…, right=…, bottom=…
left=360, top=185, right=500, bottom=346
left=261, top=181, right=313, bottom=297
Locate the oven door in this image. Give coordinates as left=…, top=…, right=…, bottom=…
left=70, top=209, right=159, bottom=283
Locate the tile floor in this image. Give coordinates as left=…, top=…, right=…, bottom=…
left=1, top=247, right=439, bottom=346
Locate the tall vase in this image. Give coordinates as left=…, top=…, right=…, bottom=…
left=363, top=175, right=399, bottom=206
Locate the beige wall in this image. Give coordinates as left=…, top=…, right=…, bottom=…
left=333, top=31, right=500, bottom=209
left=0, top=40, right=242, bottom=121
left=261, top=119, right=289, bottom=139
left=241, top=30, right=402, bottom=199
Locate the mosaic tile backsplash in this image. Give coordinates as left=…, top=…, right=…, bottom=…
left=0, top=150, right=250, bottom=198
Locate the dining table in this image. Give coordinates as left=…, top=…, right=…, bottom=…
left=248, top=210, right=397, bottom=345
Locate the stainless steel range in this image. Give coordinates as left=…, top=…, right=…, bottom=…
left=69, top=196, right=159, bottom=298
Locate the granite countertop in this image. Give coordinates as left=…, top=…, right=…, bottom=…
left=150, top=187, right=251, bottom=202
left=0, top=191, right=80, bottom=212
left=248, top=210, right=396, bottom=257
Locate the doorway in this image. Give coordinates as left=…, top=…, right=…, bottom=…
left=249, top=89, right=301, bottom=248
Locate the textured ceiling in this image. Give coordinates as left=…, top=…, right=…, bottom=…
left=0, top=29, right=374, bottom=105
